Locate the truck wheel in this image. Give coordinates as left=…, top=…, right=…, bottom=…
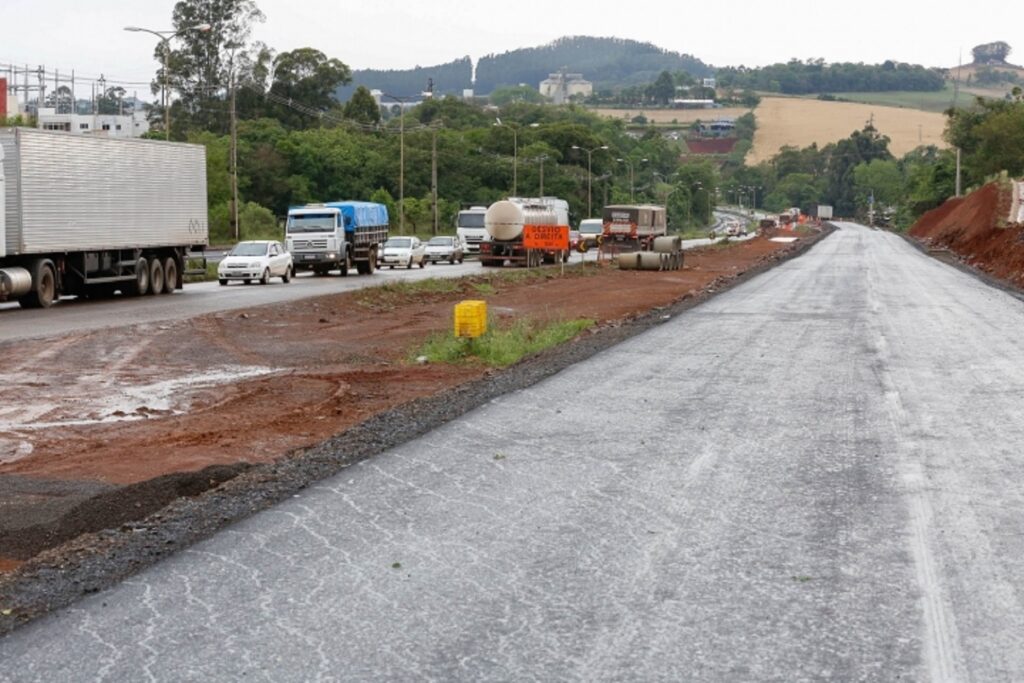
left=162, top=257, right=178, bottom=294
left=260, top=268, right=270, bottom=285
left=366, top=247, right=377, bottom=274
left=131, top=257, right=150, bottom=296
left=339, top=255, right=349, bottom=277
left=20, top=259, right=57, bottom=309
left=219, top=279, right=228, bottom=286
left=148, top=258, right=164, bottom=296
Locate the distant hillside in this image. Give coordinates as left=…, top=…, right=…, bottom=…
left=336, top=36, right=713, bottom=101
left=338, top=58, right=474, bottom=101
left=474, top=36, right=713, bottom=93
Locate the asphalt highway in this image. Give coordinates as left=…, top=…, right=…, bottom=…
left=5, top=223, right=1024, bottom=680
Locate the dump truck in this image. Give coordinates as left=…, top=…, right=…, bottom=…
left=0, top=128, right=208, bottom=309
left=480, top=197, right=570, bottom=267
left=601, top=204, right=667, bottom=252
left=286, top=201, right=389, bottom=276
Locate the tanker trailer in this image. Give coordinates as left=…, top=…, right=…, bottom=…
left=479, top=199, right=566, bottom=268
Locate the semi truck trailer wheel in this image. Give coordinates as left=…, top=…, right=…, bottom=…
left=19, top=259, right=57, bottom=309
left=147, top=258, right=164, bottom=296
left=131, top=257, right=150, bottom=296
left=162, top=257, right=178, bottom=294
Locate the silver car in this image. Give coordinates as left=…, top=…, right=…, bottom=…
left=425, top=236, right=465, bottom=264
left=381, top=236, right=427, bottom=269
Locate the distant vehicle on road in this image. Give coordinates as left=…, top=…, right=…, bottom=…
left=0, top=128, right=208, bottom=309
left=480, top=197, right=570, bottom=267
left=381, top=236, right=427, bottom=269
left=602, top=204, right=667, bottom=252
left=218, top=241, right=294, bottom=285
left=425, top=236, right=465, bottom=264
left=577, top=218, right=603, bottom=251
left=455, top=206, right=488, bottom=253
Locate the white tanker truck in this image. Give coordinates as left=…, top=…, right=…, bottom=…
left=479, top=197, right=570, bottom=267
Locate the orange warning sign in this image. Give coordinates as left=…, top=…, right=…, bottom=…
left=523, top=224, right=569, bottom=250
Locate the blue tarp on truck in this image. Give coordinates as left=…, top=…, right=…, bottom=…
left=324, top=201, right=389, bottom=231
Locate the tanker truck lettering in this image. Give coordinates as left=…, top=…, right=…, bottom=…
left=0, top=128, right=208, bottom=309
left=479, top=197, right=570, bottom=267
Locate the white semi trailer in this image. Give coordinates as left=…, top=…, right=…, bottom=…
left=0, top=128, right=208, bottom=308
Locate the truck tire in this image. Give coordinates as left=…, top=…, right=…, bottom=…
left=366, top=246, right=377, bottom=274
left=339, top=254, right=349, bottom=277
left=162, top=257, right=178, bottom=294
left=148, top=258, right=164, bottom=296
left=19, top=259, right=57, bottom=309
left=131, top=257, right=150, bottom=296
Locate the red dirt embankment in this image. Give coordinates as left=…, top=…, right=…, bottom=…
left=909, top=181, right=1024, bottom=286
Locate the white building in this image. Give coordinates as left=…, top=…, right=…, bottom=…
left=539, top=72, right=593, bottom=105
left=35, top=108, right=150, bottom=138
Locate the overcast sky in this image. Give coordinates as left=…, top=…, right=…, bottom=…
left=2, top=0, right=1020, bottom=96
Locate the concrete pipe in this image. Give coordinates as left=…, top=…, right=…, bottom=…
left=618, top=253, right=641, bottom=270
left=653, top=236, right=682, bottom=254
left=637, top=251, right=665, bottom=271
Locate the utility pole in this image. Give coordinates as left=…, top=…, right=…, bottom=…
left=230, top=72, right=240, bottom=241
left=431, top=126, right=439, bottom=235
left=955, top=148, right=962, bottom=198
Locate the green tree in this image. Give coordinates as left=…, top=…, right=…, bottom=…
left=648, top=71, right=676, bottom=105
left=163, top=0, right=266, bottom=135
left=490, top=85, right=545, bottom=106
left=268, top=48, right=351, bottom=129
left=343, top=86, right=381, bottom=125
left=853, top=159, right=903, bottom=212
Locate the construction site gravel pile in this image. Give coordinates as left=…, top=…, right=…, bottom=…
left=909, top=180, right=1024, bottom=287
left=0, top=231, right=827, bottom=633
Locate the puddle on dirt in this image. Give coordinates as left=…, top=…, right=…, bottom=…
left=0, top=365, right=279, bottom=432
left=0, top=439, right=33, bottom=465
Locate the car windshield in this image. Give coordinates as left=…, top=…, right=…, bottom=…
left=287, top=213, right=336, bottom=233
left=428, top=237, right=453, bottom=246
left=580, top=222, right=603, bottom=234
left=385, top=238, right=412, bottom=248
left=228, top=242, right=269, bottom=257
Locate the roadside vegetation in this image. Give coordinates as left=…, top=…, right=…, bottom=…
left=415, top=318, right=595, bottom=367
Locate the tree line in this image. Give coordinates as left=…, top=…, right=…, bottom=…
left=717, top=59, right=946, bottom=95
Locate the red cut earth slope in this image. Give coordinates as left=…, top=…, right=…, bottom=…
left=910, top=181, right=1024, bottom=287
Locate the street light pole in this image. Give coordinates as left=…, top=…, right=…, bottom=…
left=572, top=144, right=608, bottom=217
left=124, top=23, right=211, bottom=140
left=494, top=118, right=519, bottom=196
left=617, top=158, right=648, bottom=203
left=383, top=93, right=413, bottom=233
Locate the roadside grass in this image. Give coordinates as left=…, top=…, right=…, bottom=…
left=414, top=317, right=595, bottom=367
left=354, top=265, right=599, bottom=311
left=184, top=259, right=219, bottom=283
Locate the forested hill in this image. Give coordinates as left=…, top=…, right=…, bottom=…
left=337, top=37, right=713, bottom=100
left=337, top=58, right=474, bottom=101
left=474, top=37, right=713, bottom=92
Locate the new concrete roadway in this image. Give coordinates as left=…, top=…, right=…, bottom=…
left=5, top=223, right=1024, bottom=680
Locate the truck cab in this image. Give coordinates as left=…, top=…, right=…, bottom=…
left=456, top=206, right=488, bottom=254
left=286, top=205, right=347, bottom=275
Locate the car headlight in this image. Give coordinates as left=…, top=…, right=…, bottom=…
left=249, top=262, right=262, bottom=268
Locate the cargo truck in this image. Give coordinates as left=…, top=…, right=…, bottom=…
left=601, top=204, right=667, bottom=252
left=455, top=205, right=488, bottom=254
left=480, top=197, right=570, bottom=267
left=286, top=201, right=388, bottom=276
left=0, top=128, right=208, bottom=309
